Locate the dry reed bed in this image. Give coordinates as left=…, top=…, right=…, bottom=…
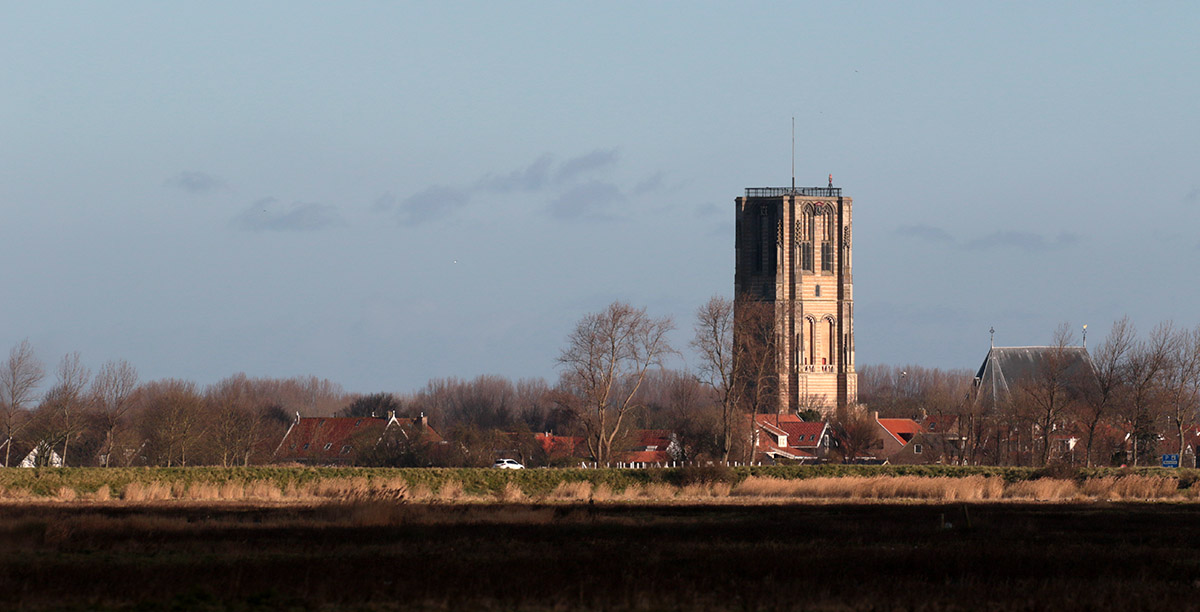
left=732, top=474, right=1196, bottom=502
left=0, top=474, right=1196, bottom=504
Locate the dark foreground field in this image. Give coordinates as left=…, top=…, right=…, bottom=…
left=2, top=501, right=1200, bottom=611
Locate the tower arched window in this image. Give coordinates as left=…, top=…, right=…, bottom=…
left=821, top=205, right=835, bottom=273
left=827, top=317, right=837, bottom=366
left=806, top=317, right=816, bottom=366
left=799, top=205, right=815, bottom=272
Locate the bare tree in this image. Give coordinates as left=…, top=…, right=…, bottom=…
left=1075, top=317, right=1133, bottom=467
left=1120, top=323, right=1175, bottom=466
left=91, top=359, right=139, bottom=467
left=0, top=339, right=45, bottom=467
left=691, top=296, right=742, bottom=461
left=41, top=353, right=91, bottom=466
left=1162, top=325, right=1200, bottom=460
left=206, top=375, right=263, bottom=467
left=833, top=406, right=883, bottom=462
left=1015, top=323, right=1079, bottom=466
left=138, top=379, right=206, bottom=466
left=732, top=298, right=778, bottom=416
left=555, top=301, right=674, bottom=463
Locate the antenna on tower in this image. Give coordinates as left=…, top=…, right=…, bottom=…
left=791, top=117, right=796, bottom=191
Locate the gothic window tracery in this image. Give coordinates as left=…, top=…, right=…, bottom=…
left=801, top=205, right=815, bottom=272
left=821, top=205, right=835, bottom=273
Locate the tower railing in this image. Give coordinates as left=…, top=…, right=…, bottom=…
left=745, top=187, right=841, bottom=198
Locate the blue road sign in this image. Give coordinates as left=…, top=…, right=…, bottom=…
left=1162, top=454, right=1180, bottom=468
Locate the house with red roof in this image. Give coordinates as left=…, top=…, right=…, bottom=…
left=534, top=432, right=587, bottom=465
left=871, top=414, right=932, bottom=464
left=274, top=412, right=442, bottom=465
left=750, top=413, right=830, bottom=463
left=617, top=429, right=681, bottom=466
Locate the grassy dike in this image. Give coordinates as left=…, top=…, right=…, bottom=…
left=0, top=464, right=1197, bottom=500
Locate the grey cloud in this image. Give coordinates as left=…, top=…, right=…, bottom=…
left=234, top=198, right=344, bottom=232
left=547, top=181, right=623, bottom=221
left=475, top=155, right=553, bottom=193
left=167, top=171, right=226, bottom=195
left=1186, top=187, right=1199, bottom=204
left=398, top=186, right=470, bottom=226
left=389, top=150, right=623, bottom=227
left=633, top=172, right=664, bottom=195
left=554, top=149, right=618, bottom=183
left=373, top=192, right=398, bottom=212
left=694, top=202, right=722, bottom=218
left=896, top=224, right=955, bottom=244
left=966, top=231, right=1078, bottom=251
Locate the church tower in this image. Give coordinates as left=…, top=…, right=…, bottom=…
left=734, top=182, right=856, bottom=415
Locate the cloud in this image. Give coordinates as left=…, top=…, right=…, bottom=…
left=372, top=192, right=398, bottom=212
left=475, top=155, right=553, bottom=193
left=547, top=181, right=623, bottom=221
left=234, top=198, right=343, bottom=231
left=397, top=186, right=470, bottom=226
left=633, top=172, right=664, bottom=196
left=694, top=202, right=723, bottom=218
left=384, top=149, right=629, bottom=226
left=166, top=171, right=226, bottom=195
left=966, top=231, right=1078, bottom=251
left=554, top=149, right=619, bottom=183
left=1186, top=187, right=1199, bottom=204
left=895, top=224, right=955, bottom=244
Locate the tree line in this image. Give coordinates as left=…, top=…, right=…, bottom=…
left=859, top=319, right=1200, bottom=468
left=4, top=304, right=1195, bottom=468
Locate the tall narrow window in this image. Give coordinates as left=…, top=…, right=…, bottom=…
left=802, top=205, right=815, bottom=271
left=821, top=205, right=835, bottom=272
left=807, top=318, right=816, bottom=366
left=827, top=318, right=837, bottom=366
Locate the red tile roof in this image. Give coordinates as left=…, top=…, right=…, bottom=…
left=276, top=417, right=387, bottom=463
left=622, top=450, right=671, bottom=464
left=535, top=433, right=585, bottom=458
left=776, top=421, right=827, bottom=449
left=922, top=414, right=959, bottom=434
left=751, top=414, right=827, bottom=460
left=275, top=415, right=441, bottom=464
left=635, top=429, right=673, bottom=451
left=877, top=418, right=925, bottom=445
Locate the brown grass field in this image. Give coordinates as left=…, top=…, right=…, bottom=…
left=3, top=495, right=1200, bottom=611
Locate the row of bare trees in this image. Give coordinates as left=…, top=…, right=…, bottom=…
left=8, top=302, right=1195, bottom=468
left=859, top=319, right=1200, bottom=467
left=0, top=340, right=348, bottom=467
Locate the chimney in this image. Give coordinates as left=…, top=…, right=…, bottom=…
left=418, top=411, right=427, bottom=427
left=386, top=410, right=396, bottom=422
left=872, top=411, right=880, bottom=422
left=294, top=411, right=301, bottom=424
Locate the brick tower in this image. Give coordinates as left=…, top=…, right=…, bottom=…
left=734, top=183, right=856, bottom=415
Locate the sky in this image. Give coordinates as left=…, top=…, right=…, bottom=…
left=3, top=2, right=1199, bottom=395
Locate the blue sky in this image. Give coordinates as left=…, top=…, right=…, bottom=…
left=3, top=3, right=1198, bottom=393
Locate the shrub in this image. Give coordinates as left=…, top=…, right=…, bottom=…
left=496, top=481, right=524, bottom=502
left=548, top=481, right=593, bottom=501
left=678, top=464, right=735, bottom=486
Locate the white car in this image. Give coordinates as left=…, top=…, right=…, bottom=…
left=492, top=458, right=524, bottom=469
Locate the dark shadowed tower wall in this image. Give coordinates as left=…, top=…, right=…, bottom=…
left=735, top=186, right=856, bottom=414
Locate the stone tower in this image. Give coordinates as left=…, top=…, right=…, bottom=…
left=734, top=184, right=856, bottom=414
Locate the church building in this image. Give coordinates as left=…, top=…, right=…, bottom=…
left=734, top=181, right=856, bottom=414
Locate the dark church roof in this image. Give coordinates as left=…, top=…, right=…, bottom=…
left=974, top=346, right=1096, bottom=399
